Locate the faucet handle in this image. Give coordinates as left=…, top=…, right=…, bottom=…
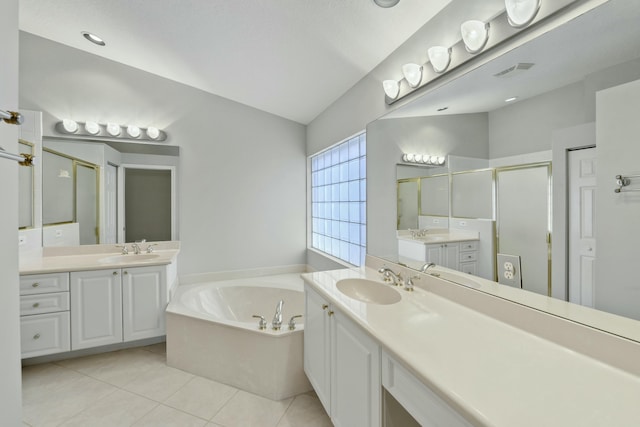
left=252, top=315, right=267, bottom=330
left=288, top=315, right=303, bottom=330
left=116, top=245, right=129, bottom=255
left=146, top=243, right=158, bottom=253
left=405, top=275, right=420, bottom=292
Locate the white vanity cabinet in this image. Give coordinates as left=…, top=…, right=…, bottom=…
left=304, top=284, right=381, bottom=427
left=19, top=272, right=71, bottom=358
left=399, top=239, right=478, bottom=274
left=381, top=351, right=473, bottom=427
left=71, top=265, right=167, bottom=350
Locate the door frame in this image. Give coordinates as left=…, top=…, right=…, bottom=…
left=551, top=122, right=596, bottom=301
left=117, top=164, right=176, bottom=243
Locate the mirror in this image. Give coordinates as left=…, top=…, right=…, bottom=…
left=367, top=1, right=640, bottom=335
left=39, top=137, right=179, bottom=246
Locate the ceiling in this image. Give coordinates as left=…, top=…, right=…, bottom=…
left=18, top=0, right=453, bottom=125
left=383, top=0, right=640, bottom=119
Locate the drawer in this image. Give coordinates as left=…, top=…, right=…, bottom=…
left=459, top=241, right=478, bottom=251
left=459, top=251, right=477, bottom=262
left=20, top=292, right=69, bottom=316
left=459, top=262, right=477, bottom=275
left=20, top=311, right=70, bottom=358
left=20, top=272, right=69, bottom=295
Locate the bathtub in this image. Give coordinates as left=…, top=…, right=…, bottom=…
left=166, top=274, right=312, bottom=400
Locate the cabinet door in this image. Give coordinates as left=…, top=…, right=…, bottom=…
left=303, top=285, right=332, bottom=414
left=425, top=244, right=443, bottom=264
left=443, top=243, right=460, bottom=270
left=331, top=310, right=381, bottom=427
left=70, top=270, right=123, bottom=350
left=122, top=265, right=167, bottom=341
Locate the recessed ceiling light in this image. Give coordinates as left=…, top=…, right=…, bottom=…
left=437, top=107, right=449, bottom=112
left=81, top=31, right=106, bottom=46
left=505, top=96, right=518, bottom=102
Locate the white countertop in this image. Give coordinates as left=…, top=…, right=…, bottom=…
left=397, top=231, right=479, bottom=244
left=302, top=267, right=640, bottom=427
left=19, top=242, right=180, bottom=274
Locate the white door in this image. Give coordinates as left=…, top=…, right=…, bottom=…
left=104, top=163, right=118, bottom=244
left=70, top=270, right=123, bottom=350
left=122, top=266, right=166, bottom=341
left=497, top=165, right=551, bottom=296
left=568, top=148, right=597, bottom=306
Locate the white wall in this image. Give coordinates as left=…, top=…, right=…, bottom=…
left=19, top=32, right=307, bottom=276
left=595, top=79, right=640, bottom=320
left=0, top=1, right=23, bottom=424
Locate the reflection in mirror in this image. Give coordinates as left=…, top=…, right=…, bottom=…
left=18, top=139, right=34, bottom=229
left=420, top=174, right=448, bottom=217
left=396, top=179, right=418, bottom=229
left=368, top=1, right=640, bottom=339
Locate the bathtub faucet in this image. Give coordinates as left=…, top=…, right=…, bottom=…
left=272, top=300, right=284, bottom=330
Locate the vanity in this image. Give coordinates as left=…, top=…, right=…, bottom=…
left=19, top=242, right=179, bottom=359
left=302, top=256, right=640, bottom=427
left=397, top=230, right=479, bottom=274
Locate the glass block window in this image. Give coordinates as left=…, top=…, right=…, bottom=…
left=310, top=132, right=366, bottom=266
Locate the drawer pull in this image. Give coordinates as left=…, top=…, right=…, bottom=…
left=32, top=282, right=40, bottom=288
left=33, top=333, right=41, bottom=340
left=32, top=302, right=40, bottom=308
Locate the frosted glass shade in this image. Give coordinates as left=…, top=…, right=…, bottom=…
left=383, top=80, right=400, bottom=99
left=106, top=123, right=121, bottom=136
left=427, top=46, right=451, bottom=73
left=62, top=119, right=78, bottom=133
left=505, top=0, right=541, bottom=28
left=84, top=121, right=100, bottom=135
left=401, top=63, right=422, bottom=88
left=461, top=20, right=489, bottom=54
left=127, top=125, right=141, bottom=138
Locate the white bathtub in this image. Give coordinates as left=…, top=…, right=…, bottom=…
left=165, top=274, right=312, bottom=400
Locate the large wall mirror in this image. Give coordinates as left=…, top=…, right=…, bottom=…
left=367, top=1, right=640, bottom=341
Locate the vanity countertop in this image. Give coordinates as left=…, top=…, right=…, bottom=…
left=301, top=266, right=640, bottom=427
left=397, top=231, right=479, bottom=244
left=19, top=242, right=180, bottom=275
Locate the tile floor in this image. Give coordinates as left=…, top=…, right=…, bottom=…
left=22, top=343, right=332, bottom=427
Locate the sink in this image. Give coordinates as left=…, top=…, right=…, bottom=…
left=336, top=279, right=401, bottom=305
left=99, top=254, right=160, bottom=264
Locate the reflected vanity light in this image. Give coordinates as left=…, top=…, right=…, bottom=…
left=505, top=0, right=541, bottom=28
left=402, top=153, right=446, bottom=166
left=401, top=63, right=423, bottom=88
left=383, top=80, right=400, bottom=99
left=427, top=46, right=452, bottom=73
left=461, top=20, right=490, bottom=54
left=57, top=120, right=167, bottom=142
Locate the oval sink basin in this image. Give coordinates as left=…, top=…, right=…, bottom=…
left=99, top=254, right=160, bottom=264
left=336, top=279, right=401, bottom=305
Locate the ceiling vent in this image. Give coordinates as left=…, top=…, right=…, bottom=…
left=493, top=62, right=535, bottom=78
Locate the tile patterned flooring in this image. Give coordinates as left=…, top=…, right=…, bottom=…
left=22, top=343, right=332, bottom=427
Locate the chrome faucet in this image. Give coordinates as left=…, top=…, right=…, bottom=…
left=420, top=262, right=436, bottom=273
left=272, top=300, right=284, bottom=330
left=132, top=239, right=146, bottom=255
left=378, top=267, right=403, bottom=286
left=116, top=245, right=129, bottom=255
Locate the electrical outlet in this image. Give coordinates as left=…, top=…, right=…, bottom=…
left=497, top=253, right=522, bottom=288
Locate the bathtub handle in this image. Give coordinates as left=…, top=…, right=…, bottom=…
left=288, top=315, right=303, bottom=330
left=252, top=315, right=267, bottom=330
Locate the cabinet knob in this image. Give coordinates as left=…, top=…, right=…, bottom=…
left=32, top=282, right=40, bottom=288
left=112, top=271, right=119, bottom=276
left=33, top=333, right=41, bottom=340
left=123, top=271, right=128, bottom=275
left=322, top=304, right=329, bottom=310
left=32, top=302, right=40, bottom=308
left=328, top=310, right=334, bottom=316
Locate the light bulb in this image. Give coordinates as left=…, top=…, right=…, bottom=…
left=427, top=46, right=451, bottom=73
left=383, top=80, right=400, bottom=99
left=505, top=0, right=541, bottom=28
left=106, top=123, right=121, bottom=136
left=461, top=20, right=489, bottom=54
left=127, top=125, right=141, bottom=138
left=146, top=127, right=160, bottom=140
left=401, top=63, right=422, bottom=88
left=62, top=119, right=78, bottom=133
left=84, top=121, right=100, bottom=135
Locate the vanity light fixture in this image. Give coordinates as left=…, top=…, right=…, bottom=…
left=81, top=31, right=106, bottom=46
left=126, top=125, right=141, bottom=138
left=106, top=122, right=121, bottom=136
left=427, top=46, right=452, bottom=73
left=84, top=121, right=100, bottom=135
left=62, top=119, right=79, bottom=133
left=383, top=80, right=400, bottom=99
left=373, top=0, right=400, bottom=8
left=505, top=0, right=541, bottom=28
left=402, top=153, right=446, bottom=166
left=461, top=20, right=490, bottom=54
left=401, top=63, right=423, bottom=88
